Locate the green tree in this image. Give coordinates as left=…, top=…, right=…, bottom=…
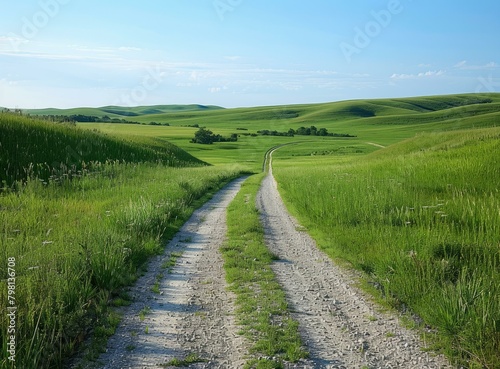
left=191, top=128, right=215, bottom=144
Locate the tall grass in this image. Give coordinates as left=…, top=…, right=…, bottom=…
left=273, top=128, right=500, bottom=368
left=0, top=113, right=204, bottom=186
left=0, top=113, right=245, bottom=368
left=0, top=162, right=244, bottom=368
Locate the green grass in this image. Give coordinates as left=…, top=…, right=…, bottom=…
left=272, top=127, right=500, bottom=368
left=102, top=93, right=500, bottom=130
left=138, top=306, right=151, bottom=322
left=3, top=93, right=500, bottom=368
left=77, top=122, right=301, bottom=171
left=162, top=251, right=183, bottom=274
left=76, top=93, right=500, bottom=170
left=161, top=353, right=208, bottom=367
left=0, top=113, right=247, bottom=368
left=24, top=104, right=224, bottom=119
left=222, top=174, right=308, bottom=368
left=0, top=113, right=204, bottom=186
left=0, top=163, right=245, bottom=369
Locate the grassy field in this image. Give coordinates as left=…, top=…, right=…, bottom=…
left=0, top=113, right=246, bottom=368
left=2, top=93, right=500, bottom=368
left=75, top=92, right=500, bottom=168
left=76, top=122, right=302, bottom=170
left=0, top=114, right=203, bottom=186
left=23, top=104, right=224, bottom=120
left=272, top=128, right=500, bottom=368
left=67, top=93, right=500, bottom=135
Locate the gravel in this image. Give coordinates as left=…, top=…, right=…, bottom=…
left=77, top=177, right=249, bottom=369
left=255, top=151, right=453, bottom=369
left=76, top=152, right=454, bottom=369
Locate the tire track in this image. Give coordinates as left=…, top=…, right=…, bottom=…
left=256, top=151, right=452, bottom=369
left=79, top=177, right=249, bottom=369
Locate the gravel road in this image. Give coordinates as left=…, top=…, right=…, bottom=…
left=256, top=151, right=453, bottom=369
left=78, top=151, right=454, bottom=369
left=79, top=177, right=249, bottom=369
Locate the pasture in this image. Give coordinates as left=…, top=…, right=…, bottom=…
left=2, top=92, right=500, bottom=368
left=0, top=114, right=246, bottom=368
left=272, top=128, right=500, bottom=368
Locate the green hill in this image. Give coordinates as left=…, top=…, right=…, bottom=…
left=23, top=104, right=224, bottom=120
left=23, top=94, right=500, bottom=144
left=0, top=113, right=205, bottom=186
left=114, top=93, right=500, bottom=135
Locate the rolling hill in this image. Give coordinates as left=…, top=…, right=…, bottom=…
left=22, top=104, right=224, bottom=120
left=0, top=113, right=205, bottom=186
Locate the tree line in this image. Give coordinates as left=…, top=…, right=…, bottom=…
left=10, top=113, right=170, bottom=126
left=190, top=128, right=238, bottom=144
left=257, top=126, right=356, bottom=137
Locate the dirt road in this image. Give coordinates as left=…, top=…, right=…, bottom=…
left=256, top=150, right=452, bottom=368
left=81, top=177, right=249, bottom=368
left=81, top=150, right=453, bottom=369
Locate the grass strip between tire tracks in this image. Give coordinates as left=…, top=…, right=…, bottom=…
left=222, top=173, right=308, bottom=369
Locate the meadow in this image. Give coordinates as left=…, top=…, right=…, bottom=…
left=0, top=113, right=203, bottom=186
left=0, top=114, right=245, bottom=368
left=2, top=93, right=500, bottom=368
left=272, top=128, right=500, bottom=368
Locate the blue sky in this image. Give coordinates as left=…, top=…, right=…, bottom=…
left=1, top=0, right=499, bottom=108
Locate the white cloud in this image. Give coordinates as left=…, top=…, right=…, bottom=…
left=390, top=70, right=445, bottom=80
left=453, top=61, right=498, bottom=70
left=0, top=34, right=29, bottom=52
left=418, top=70, right=445, bottom=77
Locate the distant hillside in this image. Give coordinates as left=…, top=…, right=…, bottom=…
left=105, top=93, right=499, bottom=128
left=20, top=94, right=500, bottom=131
left=16, top=93, right=500, bottom=151
left=23, top=104, right=224, bottom=120
left=0, top=113, right=205, bottom=186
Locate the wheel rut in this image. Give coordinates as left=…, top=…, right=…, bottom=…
left=78, top=150, right=453, bottom=369
left=80, top=177, right=249, bottom=369
left=256, top=151, right=452, bottom=369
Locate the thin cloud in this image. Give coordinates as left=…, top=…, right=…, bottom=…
left=390, top=70, right=445, bottom=80
left=453, top=61, right=498, bottom=70
left=454, top=60, right=467, bottom=68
